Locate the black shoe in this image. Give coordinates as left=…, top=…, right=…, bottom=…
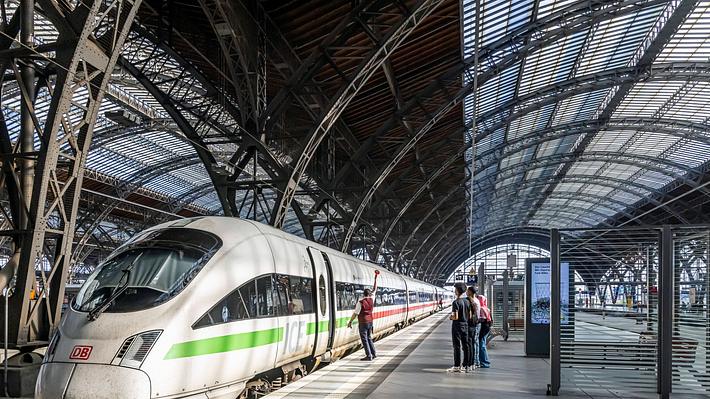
left=372, top=355, right=377, bottom=359
left=360, top=356, right=373, bottom=361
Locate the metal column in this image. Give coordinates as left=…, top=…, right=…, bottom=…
left=1, top=0, right=143, bottom=349
left=658, top=226, right=672, bottom=398
left=19, top=0, right=35, bottom=234
left=549, top=228, right=560, bottom=396
left=502, top=269, right=509, bottom=339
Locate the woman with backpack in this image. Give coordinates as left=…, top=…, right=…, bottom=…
left=478, top=294, right=492, bottom=368
left=465, top=286, right=481, bottom=371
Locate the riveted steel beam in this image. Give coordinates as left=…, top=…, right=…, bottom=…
left=472, top=174, right=688, bottom=224
left=393, top=184, right=465, bottom=268
left=433, top=229, right=551, bottom=284
left=197, top=0, right=258, bottom=129
left=369, top=114, right=709, bottom=260
left=340, top=1, right=680, bottom=251
left=71, top=155, right=206, bottom=261
left=333, top=0, right=666, bottom=191
left=270, top=0, right=445, bottom=229
left=0, top=0, right=143, bottom=347
left=374, top=148, right=465, bottom=259
left=415, top=202, right=608, bottom=280
left=522, top=0, right=700, bottom=224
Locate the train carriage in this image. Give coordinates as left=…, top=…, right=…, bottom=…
left=36, top=217, right=449, bottom=399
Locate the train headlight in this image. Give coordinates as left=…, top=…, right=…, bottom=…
left=112, top=330, right=162, bottom=369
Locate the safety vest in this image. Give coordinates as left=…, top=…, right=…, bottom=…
left=358, top=297, right=374, bottom=324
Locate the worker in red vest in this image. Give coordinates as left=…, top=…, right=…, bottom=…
left=348, top=270, right=379, bottom=360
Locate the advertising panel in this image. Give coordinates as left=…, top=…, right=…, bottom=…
left=530, top=261, right=569, bottom=325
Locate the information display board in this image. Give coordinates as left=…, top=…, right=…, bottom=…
left=525, top=258, right=569, bottom=357
left=530, top=261, right=569, bottom=325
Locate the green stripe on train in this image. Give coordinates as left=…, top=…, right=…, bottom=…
left=164, top=327, right=284, bottom=359
left=306, top=320, right=329, bottom=335
left=306, top=317, right=356, bottom=334
left=336, top=317, right=355, bottom=328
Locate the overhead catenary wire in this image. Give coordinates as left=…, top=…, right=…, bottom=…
left=467, top=0, right=480, bottom=268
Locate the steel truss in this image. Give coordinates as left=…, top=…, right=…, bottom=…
left=269, top=0, right=446, bottom=230
left=430, top=227, right=551, bottom=284
left=0, top=0, right=142, bottom=347
left=339, top=0, right=669, bottom=253
left=520, top=0, right=700, bottom=226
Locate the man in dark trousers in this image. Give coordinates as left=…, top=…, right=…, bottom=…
left=348, top=270, right=380, bottom=360
left=448, top=282, right=470, bottom=373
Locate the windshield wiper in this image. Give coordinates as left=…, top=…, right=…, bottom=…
left=87, top=253, right=142, bottom=321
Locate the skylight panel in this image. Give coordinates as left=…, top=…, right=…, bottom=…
left=626, top=133, right=679, bottom=158
left=553, top=89, right=609, bottom=125
left=517, top=30, right=586, bottom=96
left=507, top=105, right=552, bottom=140
left=555, top=182, right=584, bottom=193
left=600, top=163, right=642, bottom=180
left=609, top=190, right=645, bottom=206
left=588, top=130, right=637, bottom=153
left=537, top=0, right=583, bottom=20
left=575, top=5, right=663, bottom=76
left=656, top=2, right=710, bottom=63
left=635, top=170, right=675, bottom=189
left=614, top=82, right=686, bottom=118
left=567, top=161, right=603, bottom=176
left=664, top=139, right=710, bottom=168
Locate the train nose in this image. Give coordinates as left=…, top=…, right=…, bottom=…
left=36, top=362, right=151, bottom=399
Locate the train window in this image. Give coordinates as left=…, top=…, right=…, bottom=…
left=418, top=291, right=433, bottom=302
left=240, top=279, right=257, bottom=318
left=318, top=275, right=326, bottom=316
left=336, top=282, right=358, bottom=310
left=379, top=288, right=393, bottom=306
left=193, top=285, right=251, bottom=328
left=408, top=291, right=418, bottom=303
left=256, top=276, right=275, bottom=317
left=73, top=228, right=222, bottom=314
left=335, top=281, right=349, bottom=310
left=287, top=275, right=314, bottom=315
left=274, top=275, right=290, bottom=316
left=354, top=284, right=364, bottom=303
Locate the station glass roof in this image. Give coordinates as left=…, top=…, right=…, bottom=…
left=462, top=0, right=710, bottom=236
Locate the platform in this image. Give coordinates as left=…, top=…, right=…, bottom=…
left=266, top=312, right=657, bottom=399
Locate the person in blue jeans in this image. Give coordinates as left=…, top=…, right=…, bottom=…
left=466, top=286, right=481, bottom=370
left=348, top=270, right=380, bottom=360
left=478, top=294, right=492, bottom=368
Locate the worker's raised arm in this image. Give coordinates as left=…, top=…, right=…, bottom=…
left=373, top=270, right=380, bottom=295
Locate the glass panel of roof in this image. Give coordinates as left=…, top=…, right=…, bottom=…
left=656, top=2, right=710, bottom=63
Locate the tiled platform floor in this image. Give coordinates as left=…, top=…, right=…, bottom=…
left=267, top=312, right=666, bottom=398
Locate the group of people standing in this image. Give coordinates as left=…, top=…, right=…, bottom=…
left=448, top=282, right=492, bottom=373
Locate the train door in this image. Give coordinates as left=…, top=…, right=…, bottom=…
left=307, top=247, right=333, bottom=356
left=321, top=253, right=337, bottom=350
left=403, top=279, right=410, bottom=324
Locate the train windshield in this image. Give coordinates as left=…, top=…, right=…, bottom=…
left=73, top=228, right=221, bottom=314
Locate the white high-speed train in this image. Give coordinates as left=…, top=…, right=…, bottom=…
left=36, top=217, right=452, bottom=399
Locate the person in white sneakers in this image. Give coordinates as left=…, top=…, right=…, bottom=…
left=447, top=283, right=470, bottom=373
left=465, top=286, right=481, bottom=372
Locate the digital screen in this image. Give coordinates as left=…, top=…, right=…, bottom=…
left=530, top=261, right=569, bottom=325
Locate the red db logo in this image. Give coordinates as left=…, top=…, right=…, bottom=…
left=69, top=345, right=93, bottom=360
